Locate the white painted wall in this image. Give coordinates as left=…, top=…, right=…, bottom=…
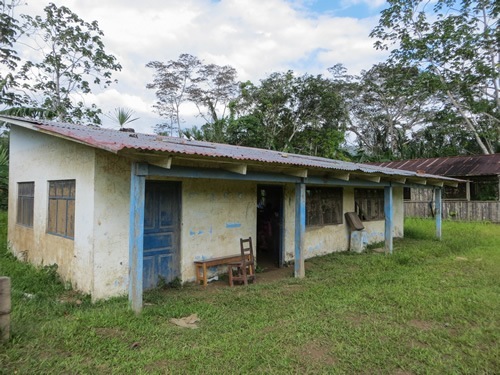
left=282, top=185, right=405, bottom=262
left=180, top=178, right=257, bottom=282
left=91, top=151, right=131, bottom=300
left=8, top=126, right=96, bottom=293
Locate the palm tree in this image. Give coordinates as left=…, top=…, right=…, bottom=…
left=106, top=107, right=139, bottom=128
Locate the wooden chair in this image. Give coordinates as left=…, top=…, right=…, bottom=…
left=228, top=237, right=256, bottom=286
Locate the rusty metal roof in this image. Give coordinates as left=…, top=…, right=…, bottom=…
left=372, top=154, right=500, bottom=177
left=1, top=116, right=461, bottom=183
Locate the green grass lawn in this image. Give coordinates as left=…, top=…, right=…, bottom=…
left=1, top=213, right=499, bottom=374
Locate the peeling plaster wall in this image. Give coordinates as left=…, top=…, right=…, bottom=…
left=393, top=187, right=404, bottom=237
left=361, top=187, right=404, bottom=241
left=180, top=179, right=257, bottom=281
left=8, top=126, right=96, bottom=293
left=91, top=151, right=131, bottom=300
left=282, top=186, right=405, bottom=262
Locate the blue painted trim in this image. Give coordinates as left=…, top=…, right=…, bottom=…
left=294, top=182, right=306, bottom=278
left=129, top=162, right=146, bottom=313
left=384, top=185, right=393, bottom=254
left=148, top=165, right=393, bottom=187
left=225, top=222, right=241, bottom=228
left=306, top=177, right=392, bottom=187
left=135, top=162, right=149, bottom=176
left=435, top=188, right=442, bottom=240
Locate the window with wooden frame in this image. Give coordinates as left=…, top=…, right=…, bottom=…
left=354, top=188, right=384, bottom=221
left=47, top=180, right=76, bottom=239
left=17, top=182, right=34, bottom=227
left=306, top=187, right=343, bottom=226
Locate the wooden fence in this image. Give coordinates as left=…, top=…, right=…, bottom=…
left=405, top=200, right=500, bottom=223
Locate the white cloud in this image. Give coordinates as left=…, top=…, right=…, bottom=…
left=341, top=0, right=386, bottom=8
left=15, top=0, right=389, bottom=132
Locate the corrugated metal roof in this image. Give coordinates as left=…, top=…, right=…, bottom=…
left=1, top=116, right=460, bottom=182
left=372, top=154, right=500, bottom=177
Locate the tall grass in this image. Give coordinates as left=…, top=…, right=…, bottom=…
left=1, top=214, right=499, bottom=374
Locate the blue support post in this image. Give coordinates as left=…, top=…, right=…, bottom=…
left=435, top=188, right=442, bottom=240
left=294, top=182, right=306, bottom=278
left=384, top=185, right=393, bottom=254
left=129, top=162, right=147, bottom=314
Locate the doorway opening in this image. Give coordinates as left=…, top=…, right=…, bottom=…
left=256, top=185, right=284, bottom=269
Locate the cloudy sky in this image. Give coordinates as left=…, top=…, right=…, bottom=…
left=18, top=0, right=389, bottom=133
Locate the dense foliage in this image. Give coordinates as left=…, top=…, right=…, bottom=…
left=0, top=2, right=121, bottom=124
left=371, top=0, right=499, bottom=155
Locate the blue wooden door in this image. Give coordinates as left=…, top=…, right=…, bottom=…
left=143, top=181, right=181, bottom=289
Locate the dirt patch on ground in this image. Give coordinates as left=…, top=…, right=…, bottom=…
left=189, top=265, right=295, bottom=291
left=344, top=312, right=369, bottom=327
left=257, top=265, right=294, bottom=282
left=297, top=340, right=336, bottom=366
left=407, top=339, right=430, bottom=350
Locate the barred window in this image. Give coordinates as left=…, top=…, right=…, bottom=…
left=355, top=189, right=384, bottom=221
left=306, top=187, right=343, bottom=226
left=48, top=180, right=76, bottom=239
left=17, top=182, right=34, bottom=227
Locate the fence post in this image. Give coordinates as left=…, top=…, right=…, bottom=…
left=0, top=277, right=11, bottom=343
left=435, top=188, right=442, bottom=240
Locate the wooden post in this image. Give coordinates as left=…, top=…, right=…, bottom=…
left=294, top=181, right=306, bottom=278
left=435, top=188, right=442, bottom=240
left=129, top=163, right=147, bottom=314
left=384, top=185, right=393, bottom=254
left=0, top=277, right=11, bottom=342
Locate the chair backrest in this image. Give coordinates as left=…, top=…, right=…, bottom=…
left=240, top=237, right=254, bottom=264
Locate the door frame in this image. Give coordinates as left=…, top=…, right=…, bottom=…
left=256, top=184, right=285, bottom=267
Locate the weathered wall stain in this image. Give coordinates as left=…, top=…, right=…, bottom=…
left=8, top=127, right=96, bottom=292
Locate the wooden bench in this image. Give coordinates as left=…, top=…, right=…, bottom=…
left=194, top=254, right=250, bottom=287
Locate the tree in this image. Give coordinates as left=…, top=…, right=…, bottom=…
left=188, top=63, right=238, bottom=124
left=331, top=63, right=439, bottom=160
left=371, top=0, right=499, bottom=154
left=230, top=71, right=348, bottom=158
left=0, top=0, right=20, bottom=70
left=0, top=0, right=21, bottom=108
left=146, top=54, right=238, bottom=137
left=16, top=3, right=122, bottom=124
left=146, top=54, right=201, bottom=136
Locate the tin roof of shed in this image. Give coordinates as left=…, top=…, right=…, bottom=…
left=372, top=154, right=500, bottom=177
left=1, top=116, right=461, bottom=184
